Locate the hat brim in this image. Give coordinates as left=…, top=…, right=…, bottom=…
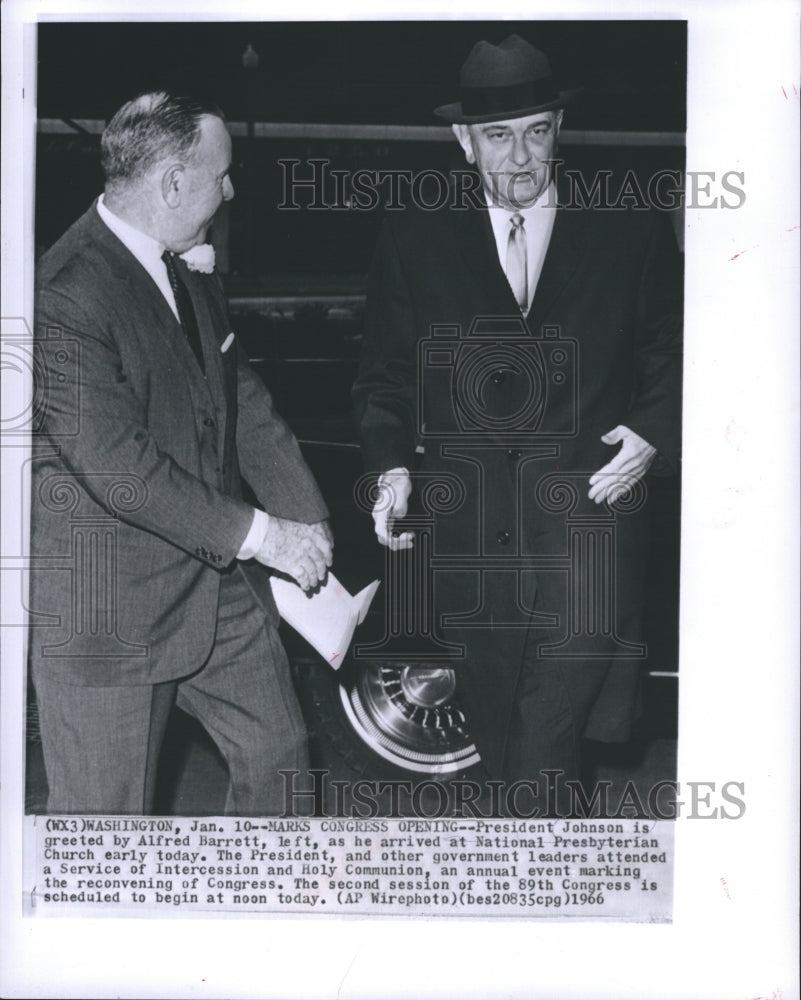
left=433, top=87, right=582, bottom=124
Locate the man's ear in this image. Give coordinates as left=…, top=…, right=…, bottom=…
left=161, top=164, right=184, bottom=208
left=452, top=123, right=475, bottom=164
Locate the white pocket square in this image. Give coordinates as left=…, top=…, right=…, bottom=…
left=221, top=332, right=235, bottom=353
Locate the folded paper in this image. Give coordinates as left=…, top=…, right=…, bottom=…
left=269, top=572, right=380, bottom=668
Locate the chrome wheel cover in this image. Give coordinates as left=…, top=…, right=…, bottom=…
left=339, top=662, right=480, bottom=773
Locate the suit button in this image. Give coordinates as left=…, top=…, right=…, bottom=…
left=203, top=417, right=215, bottom=427
left=496, top=530, right=510, bottom=545
left=491, top=370, right=506, bottom=385
left=506, top=448, right=522, bottom=460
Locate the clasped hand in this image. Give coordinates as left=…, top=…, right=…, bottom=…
left=254, top=517, right=333, bottom=591
left=588, top=425, right=656, bottom=504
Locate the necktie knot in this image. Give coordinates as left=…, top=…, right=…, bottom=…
left=511, top=213, right=525, bottom=231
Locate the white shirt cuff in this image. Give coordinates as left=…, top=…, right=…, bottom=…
left=237, top=508, right=270, bottom=560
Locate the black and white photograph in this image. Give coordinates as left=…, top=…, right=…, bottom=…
left=1, top=1, right=798, bottom=998
left=23, top=18, right=685, bottom=823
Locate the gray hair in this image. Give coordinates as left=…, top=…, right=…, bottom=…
left=100, top=91, right=224, bottom=191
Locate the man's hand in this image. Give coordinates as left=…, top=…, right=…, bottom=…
left=373, top=468, right=414, bottom=550
left=588, top=425, right=657, bottom=504
left=254, top=517, right=333, bottom=591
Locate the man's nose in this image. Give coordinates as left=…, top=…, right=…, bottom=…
left=509, top=135, right=531, bottom=167
left=223, top=176, right=235, bottom=201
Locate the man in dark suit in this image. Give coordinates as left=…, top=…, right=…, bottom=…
left=353, top=36, right=682, bottom=810
left=30, top=92, right=333, bottom=815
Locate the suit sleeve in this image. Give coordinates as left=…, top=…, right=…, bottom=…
left=234, top=345, right=329, bottom=524
left=36, top=284, right=254, bottom=568
left=622, top=212, right=684, bottom=473
left=352, top=217, right=420, bottom=473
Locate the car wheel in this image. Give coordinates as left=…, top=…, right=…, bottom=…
left=302, top=657, right=481, bottom=778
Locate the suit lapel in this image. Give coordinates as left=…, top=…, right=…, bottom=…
left=451, top=190, right=590, bottom=330
left=526, top=189, right=590, bottom=330
left=85, top=204, right=230, bottom=445
left=86, top=205, right=209, bottom=380
left=453, top=206, right=522, bottom=316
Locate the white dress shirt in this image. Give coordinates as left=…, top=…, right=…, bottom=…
left=95, top=196, right=268, bottom=559
left=96, top=195, right=181, bottom=322
left=486, top=182, right=557, bottom=312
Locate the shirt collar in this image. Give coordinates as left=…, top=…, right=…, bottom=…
left=484, top=181, right=557, bottom=221
left=96, top=194, right=166, bottom=269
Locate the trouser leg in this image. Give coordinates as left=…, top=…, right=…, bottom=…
left=175, top=568, right=309, bottom=816
left=32, top=669, right=176, bottom=814
left=503, top=656, right=581, bottom=814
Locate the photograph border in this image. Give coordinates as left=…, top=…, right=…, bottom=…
left=2, top=2, right=798, bottom=998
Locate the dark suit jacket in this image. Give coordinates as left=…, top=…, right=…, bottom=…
left=30, top=201, right=328, bottom=686
left=353, top=184, right=683, bottom=776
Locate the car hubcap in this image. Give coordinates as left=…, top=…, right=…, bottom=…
left=339, top=661, right=481, bottom=773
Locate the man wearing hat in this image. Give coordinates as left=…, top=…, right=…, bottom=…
left=353, top=36, right=682, bottom=807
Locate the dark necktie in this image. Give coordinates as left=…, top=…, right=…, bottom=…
left=162, top=250, right=205, bottom=374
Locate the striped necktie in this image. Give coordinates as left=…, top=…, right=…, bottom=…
left=506, top=213, right=528, bottom=312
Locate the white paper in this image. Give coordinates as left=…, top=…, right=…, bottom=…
left=270, top=572, right=380, bottom=667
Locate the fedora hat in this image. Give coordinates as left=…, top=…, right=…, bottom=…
left=434, top=34, right=581, bottom=124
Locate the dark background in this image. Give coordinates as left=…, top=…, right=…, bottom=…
left=36, top=21, right=687, bottom=272
left=37, top=20, right=686, bottom=127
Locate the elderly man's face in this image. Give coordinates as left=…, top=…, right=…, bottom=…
left=453, top=110, right=562, bottom=209
left=167, top=114, right=234, bottom=252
